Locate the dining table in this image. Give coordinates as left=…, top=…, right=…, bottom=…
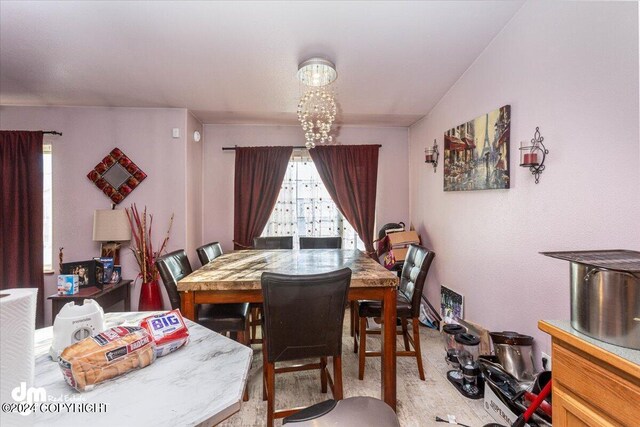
left=177, top=249, right=400, bottom=410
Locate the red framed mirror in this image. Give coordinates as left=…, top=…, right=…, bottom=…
left=87, top=148, right=147, bottom=204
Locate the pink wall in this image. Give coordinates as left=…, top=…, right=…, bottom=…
left=408, top=1, right=640, bottom=361
left=0, top=106, right=192, bottom=322
left=185, top=112, right=204, bottom=262
left=0, top=106, right=407, bottom=322
left=202, top=124, right=409, bottom=251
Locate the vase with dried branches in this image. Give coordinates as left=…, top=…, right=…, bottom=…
left=126, top=204, right=174, bottom=310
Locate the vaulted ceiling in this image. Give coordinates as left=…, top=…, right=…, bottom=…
left=0, top=1, right=524, bottom=126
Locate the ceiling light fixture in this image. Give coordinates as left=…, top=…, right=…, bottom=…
left=296, top=57, right=338, bottom=149
left=296, top=58, right=338, bottom=87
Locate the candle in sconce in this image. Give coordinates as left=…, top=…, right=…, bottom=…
left=425, top=154, right=433, bottom=163
left=523, top=152, right=539, bottom=165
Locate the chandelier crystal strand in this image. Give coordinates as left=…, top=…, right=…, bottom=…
left=296, top=58, right=337, bottom=149
left=297, top=87, right=337, bottom=149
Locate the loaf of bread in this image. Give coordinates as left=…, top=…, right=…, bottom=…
left=59, top=326, right=156, bottom=391
left=140, top=309, right=190, bottom=357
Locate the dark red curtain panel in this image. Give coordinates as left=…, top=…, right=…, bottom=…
left=233, top=146, right=293, bottom=249
left=0, top=131, right=45, bottom=327
left=309, top=145, right=379, bottom=257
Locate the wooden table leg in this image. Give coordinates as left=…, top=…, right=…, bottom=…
left=180, top=291, right=196, bottom=321
left=124, top=281, right=131, bottom=311
left=381, top=286, right=397, bottom=411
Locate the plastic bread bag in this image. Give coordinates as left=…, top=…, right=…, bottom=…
left=58, top=326, right=156, bottom=391
left=140, top=309, right=190, bottom=357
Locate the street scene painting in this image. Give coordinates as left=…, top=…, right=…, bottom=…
left=441, top=286, right=464, bottom=323
left=444, top=105, right=511, bottom=191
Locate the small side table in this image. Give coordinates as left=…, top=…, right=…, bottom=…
left=48, top=279, right=132, bottom=323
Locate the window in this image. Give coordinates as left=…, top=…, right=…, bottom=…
left=262, top=150, right=364, bottom=250
left=43, top=142, right=53, bottom=271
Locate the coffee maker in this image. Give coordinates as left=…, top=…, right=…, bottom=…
left=455, top=333, right=483, bottom=399
left=442, top=324, right=466, bottom=381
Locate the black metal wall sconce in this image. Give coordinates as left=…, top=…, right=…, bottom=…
left=519, top=127, right=549, bottom=184
left=425, top=140, right=439, bottom=173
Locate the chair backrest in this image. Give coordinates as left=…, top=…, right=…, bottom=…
left=399, top=244, right=435, bottom=318
left=253, top=236, right=293, bottom=249
left=261, top=268, right=352, bottom=363
left=155, top=249, right=193, bottom=310
left=196, top=241, right=223, bottom=266
left=299, top=237, right=342, bottom=249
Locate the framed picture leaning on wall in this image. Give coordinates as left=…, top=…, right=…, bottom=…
left=61, top=260, right=105, bottom=287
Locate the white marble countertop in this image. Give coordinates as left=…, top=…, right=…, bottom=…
left=544, top=320, right=640, bottom=365
left=31, top=312, right=252, bottom=427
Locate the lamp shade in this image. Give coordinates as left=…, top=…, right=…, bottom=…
left=93, top=209, right=132, bottom=242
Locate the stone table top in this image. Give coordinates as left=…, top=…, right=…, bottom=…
left=178, top=249, right=399, bottom=292
left=31, top=312, right=252, bottom=427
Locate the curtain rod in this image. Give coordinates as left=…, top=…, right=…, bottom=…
left=43, top=131, right=62, bottom=136
left=222, top=144, right=381, bottom=151
left=222, top=145, right=306, bottom=151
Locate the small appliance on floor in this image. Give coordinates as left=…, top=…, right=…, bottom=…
left=483, top=379, right=553, bottom=427
left=49, top=299, right=105, bottom=360
left=444, top=332, right=484, bottom=399
left=442, top=323, right=466, bottom=382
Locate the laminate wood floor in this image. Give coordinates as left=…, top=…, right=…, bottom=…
left=220, top=312, right=494, bottom=427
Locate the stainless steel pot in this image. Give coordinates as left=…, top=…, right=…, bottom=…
left=570, top=262, right=640, bottom=349
left=489, top=331, right=535, bottom=383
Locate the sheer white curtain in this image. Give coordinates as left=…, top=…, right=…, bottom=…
left=262, top=149, right=364, bottom=250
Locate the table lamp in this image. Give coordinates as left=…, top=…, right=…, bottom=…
left=93, top=208, right=131, bottom=265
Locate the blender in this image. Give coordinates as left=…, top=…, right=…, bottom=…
left=455, top=333, right=484, bottom=399
left=442, top=323, right=466, bottom=381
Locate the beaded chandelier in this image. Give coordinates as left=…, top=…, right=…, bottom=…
left=296, top=58, right=338, bottom=149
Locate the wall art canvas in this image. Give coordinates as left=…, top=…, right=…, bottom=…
left=441, top=285, right=464, bottom=323
left=444, top=105, right=511, bottom=191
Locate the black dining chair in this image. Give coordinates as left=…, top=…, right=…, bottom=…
left=261, top=268, right=352, bottom=427
left=251, top=237, right=296, bottom=343
left=253, top=236, right=293, bottom=249
left=156, top=250, right=252, bottom=399
left=196, top=241, right=262, bottom=345
left=354, top=244, right=435, bottom=381
left=155, top=249, right=251, bottom=341
left=196, top=241, right=223, bottom=266
left=299, top=237, right=342, bottom=249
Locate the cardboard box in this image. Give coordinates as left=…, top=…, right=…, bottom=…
left=383, top=248, right=410, bottom=267
left=484, top=380, right=550, bottom=427
left=387, top=230, right=420, bottom=247
left=57, top=275, right=79, bottom=295
left=484, top=380, right=523, bottom=427
left=391, top=247, right=409, bottom=262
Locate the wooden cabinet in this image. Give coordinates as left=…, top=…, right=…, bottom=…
left=539, top=321, right=640, bottom=427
